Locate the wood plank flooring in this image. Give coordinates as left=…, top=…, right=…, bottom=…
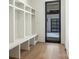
left=9, top=57, right=19, bottom=59
left=21, top=42, right=68, bottom=59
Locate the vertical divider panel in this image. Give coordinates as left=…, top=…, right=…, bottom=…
left=23, top=2, right=25, bottom=39
left=17, top=1, right=25, bottom=59
left=30, top=9, right=32, bottom=35
left=14, top=0, right=15, bottom=43
left=9, top=6, right=14, bottom=43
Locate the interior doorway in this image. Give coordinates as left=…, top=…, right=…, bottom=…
left=45, top=0, right=61, bottom=43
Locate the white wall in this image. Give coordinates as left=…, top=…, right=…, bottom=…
left=61, top=0, right=65, bottom=44
left=65, top=0, right=69, bottom=56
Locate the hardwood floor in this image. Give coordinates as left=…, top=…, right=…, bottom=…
left=9, top=57, right=19, bottom=59
left=21, top=42, right=68, bottom=59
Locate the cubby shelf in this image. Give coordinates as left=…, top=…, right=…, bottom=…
left=9, top=4, right=35, bottom=15
left=9, top=34, right=38, bottom=49
left=9, top=0, right=38, bottom=59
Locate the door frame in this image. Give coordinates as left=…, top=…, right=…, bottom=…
left=45, top=0, right=61, bottom=43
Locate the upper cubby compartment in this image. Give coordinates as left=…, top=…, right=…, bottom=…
left=25, top=6, right=31, bottom=12
left=15, top=9, right=24, bottom=39
left=32, top=9, right=35, bottom=15
left=15, top=0, right=24, bottom=9
left=9, top=0, right=13, bottom=5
